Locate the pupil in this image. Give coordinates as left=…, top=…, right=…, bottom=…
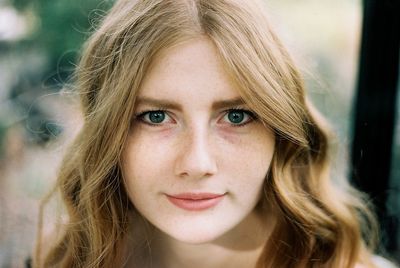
left=228, top=111, right=244, bottom=124
left=149, top=111, right=165, bottom=123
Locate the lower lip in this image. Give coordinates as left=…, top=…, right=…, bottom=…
left=166, top=195, right=225, bottom=211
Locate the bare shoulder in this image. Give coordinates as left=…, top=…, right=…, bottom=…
left=356, top=256, right=399, bottom=268
left=371, top=256, right=398, bottom=268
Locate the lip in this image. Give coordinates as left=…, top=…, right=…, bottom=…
left=166, top=192, right=226, bottom=211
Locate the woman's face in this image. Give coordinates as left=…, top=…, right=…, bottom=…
left=121, top=37, right=275, bottom=244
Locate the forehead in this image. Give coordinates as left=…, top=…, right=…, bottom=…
left=137, top=37, right=242, bottom=104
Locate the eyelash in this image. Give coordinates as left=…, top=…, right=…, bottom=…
left=135, top=108, right=169, bottom=126
left=134, top=107, right=256, bottom=127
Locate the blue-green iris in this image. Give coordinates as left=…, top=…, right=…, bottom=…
left=149, top=111, right=165, bottom=123
left=228, top=111, right=245, bottom=124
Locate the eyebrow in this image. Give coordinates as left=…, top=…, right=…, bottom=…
left=135, top=97, right=246, bottom=110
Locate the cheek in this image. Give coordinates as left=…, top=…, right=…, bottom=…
left=219, top=130, right=274, bottom=200
left=220, top=129, right=274, bottom=177
left=121, top=134, right=171, bottom=196
left=124, top=128, right=174, bottom=169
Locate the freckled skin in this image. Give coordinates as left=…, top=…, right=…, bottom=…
left=121, top=37, right=275, bottom=245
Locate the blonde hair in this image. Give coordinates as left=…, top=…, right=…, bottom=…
left=35, top=0, right=378, bottom=267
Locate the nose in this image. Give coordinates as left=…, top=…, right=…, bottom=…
left=174, top=125, right=218, bottom=180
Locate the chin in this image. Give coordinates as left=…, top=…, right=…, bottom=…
left=154, top=219, right=232, bottom=244
left=167, top=229, right=225, bottom=244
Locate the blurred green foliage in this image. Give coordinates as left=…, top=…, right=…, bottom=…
left=11, top=0, right=114, bottom=80
left=2, top=0, right=114, bottom=145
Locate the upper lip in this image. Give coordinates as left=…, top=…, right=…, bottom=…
left=166, top=192, right=226, bottom=200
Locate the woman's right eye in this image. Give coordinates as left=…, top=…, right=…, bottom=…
left=136, top=110, right=174, bottom=125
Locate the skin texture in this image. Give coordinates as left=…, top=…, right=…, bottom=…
left=121, top=37, right=275, bottom=267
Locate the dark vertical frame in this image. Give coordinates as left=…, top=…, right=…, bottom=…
left=351, top=0, right=400, bottom=254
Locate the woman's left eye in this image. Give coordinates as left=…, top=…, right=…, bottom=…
left=222, top=109, right=255, bottom=126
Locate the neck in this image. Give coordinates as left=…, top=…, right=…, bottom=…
left=125, top=207, right=275, bottom=268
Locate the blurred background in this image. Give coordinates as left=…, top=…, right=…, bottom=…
left=0, top=0, right=398, bottom=267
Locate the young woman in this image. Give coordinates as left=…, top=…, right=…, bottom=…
left=35, top=0, right=383, bottom=267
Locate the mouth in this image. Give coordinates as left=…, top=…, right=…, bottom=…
left=165, top=192, right=226, bottom=211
